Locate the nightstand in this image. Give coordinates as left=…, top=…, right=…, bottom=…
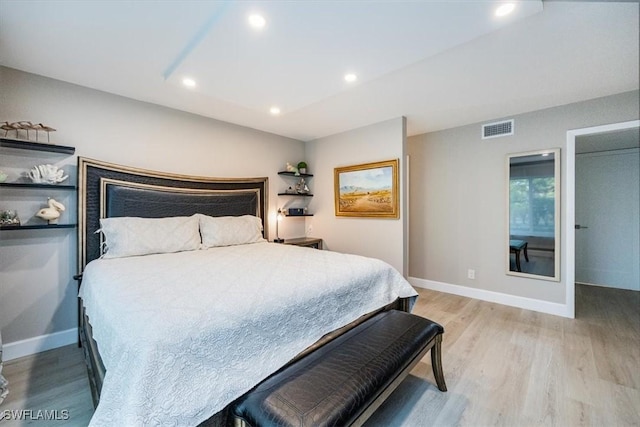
left=283, top=237, right=323, bottom=250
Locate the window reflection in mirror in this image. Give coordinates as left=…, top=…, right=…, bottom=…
left=507, top=149, right=560, bottom=281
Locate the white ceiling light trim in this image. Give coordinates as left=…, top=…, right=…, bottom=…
left=495, top=3, right=516, bottom=17
left=182, top=78, right=196, bottom=88
left=344, top=73, right=358, bottom=83
left=248, top=14, right=266, bottom=30
left=269, top=106, right=281, bottom=115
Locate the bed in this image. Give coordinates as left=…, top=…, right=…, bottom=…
left=76, top=157, right=418, bottom=426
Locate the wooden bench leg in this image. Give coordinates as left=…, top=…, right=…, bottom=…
left=431, top=334, right=447, bottom=392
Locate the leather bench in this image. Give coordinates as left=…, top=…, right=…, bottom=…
left=232, top=310, right=447, bottom=427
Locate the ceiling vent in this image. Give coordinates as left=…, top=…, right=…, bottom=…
left=482, top=119, right=514, bottom=139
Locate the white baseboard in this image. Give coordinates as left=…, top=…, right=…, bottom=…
left=3, top=328, right=78, bottom=361
left=409, top=277, right=573, bottom=318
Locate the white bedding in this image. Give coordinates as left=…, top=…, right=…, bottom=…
left=80, top=242, right=418, bottom=426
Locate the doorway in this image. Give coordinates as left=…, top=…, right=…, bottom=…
left=566, top=120, right=640, bottom=318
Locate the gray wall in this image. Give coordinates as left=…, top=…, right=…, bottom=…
left=305, top=117, right=407, bottom=274
left=0, top=66, right=305, bottom=355
left=408, top=90, right=639, bottom=306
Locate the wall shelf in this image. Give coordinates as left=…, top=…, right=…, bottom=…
left=0, top=224, right=76, bottom=231
left=0, top=182, right=76, bottom=190
left=277, top=193, right=313, bottom=197
left=278, top=169, right=313, bottom=215
left=1, top=138, right=76, bottom=234
left=0, top=137, right=75, bottom=155
left=278, top=171, right=313, bottom=178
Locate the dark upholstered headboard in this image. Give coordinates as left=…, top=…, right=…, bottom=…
left=77, top=157, right=268, bottom=272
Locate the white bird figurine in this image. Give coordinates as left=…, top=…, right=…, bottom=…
left=35, top=198, right=65, bottom=224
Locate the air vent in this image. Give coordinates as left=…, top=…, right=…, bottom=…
left=482, top=119, right=514, bottom=139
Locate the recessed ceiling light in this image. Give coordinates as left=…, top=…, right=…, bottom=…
left=182, top=78, right=196, bottom=88
left=344, top=73, right=358, bottom=83
left=270, top=106, right=281, bottom=115
left=248, top=14, right=266, bottom=29
left=495, top=3, right=515, bottom=17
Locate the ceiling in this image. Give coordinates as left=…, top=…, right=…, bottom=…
left=0, top=1, right=638, bottom=141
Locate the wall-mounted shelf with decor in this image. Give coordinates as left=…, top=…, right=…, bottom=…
left=0, top=182, right=76, bottom=190
left=277, top=171, right=313, bottom=196
left=0, top=224, right=76, bottom=231
left=0, top=137, right=75, bottom=155
left=0, top=137, right=76, bottom=232
left=277, top=192, right=314, bottom=197
left=277, top=171, right=314, bottom=178
left=277, top=169, right=314, bottom=215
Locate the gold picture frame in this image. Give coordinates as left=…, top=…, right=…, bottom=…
left=334, top=159, right=399, bottom=218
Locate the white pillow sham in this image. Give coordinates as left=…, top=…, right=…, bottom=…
left=198, top=214, right=265, bottom=248
left=100, top=215, right=201, bottom=259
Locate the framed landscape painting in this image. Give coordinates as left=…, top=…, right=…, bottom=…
left=334, top=159, right=399, bottom=218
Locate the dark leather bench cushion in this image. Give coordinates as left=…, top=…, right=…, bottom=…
left=233, top=310, right=443, bottom=427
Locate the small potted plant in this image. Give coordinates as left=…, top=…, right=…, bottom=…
left=297, top=161, right=308, bottom=175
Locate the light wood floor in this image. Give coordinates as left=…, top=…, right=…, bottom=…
left=1, top=284, right=638, bottom=426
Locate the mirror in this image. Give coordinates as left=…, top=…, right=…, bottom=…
left=507, top=149, right=560, bottom=281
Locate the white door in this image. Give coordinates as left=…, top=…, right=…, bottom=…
left=575, top=148, right=640, bottom=290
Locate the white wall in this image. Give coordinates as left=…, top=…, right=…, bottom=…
left=408, top=90, right=639, bottom=316
left=575, top=148, right=640, bottom=290
left=305, top=117, right=407, bottom=274
left=0, top=66, right=305, bottom=358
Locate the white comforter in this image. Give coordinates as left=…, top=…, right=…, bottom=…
left=80, top=242, right=417, bottom=426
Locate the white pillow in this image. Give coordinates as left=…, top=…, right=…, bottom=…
left=198, top=214, right=265, bottom=248
left=99, top=215, right=201, bottom=259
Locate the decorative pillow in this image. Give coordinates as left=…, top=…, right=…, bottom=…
left=198, top=214, right=265, bottom=248
left=99, top=215, right=201, bottom=259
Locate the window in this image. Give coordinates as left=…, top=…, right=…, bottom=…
left=509, top=163, right=555, bottom=237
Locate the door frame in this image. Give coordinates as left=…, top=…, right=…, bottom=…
left=565, top=119, right=640, bottom=318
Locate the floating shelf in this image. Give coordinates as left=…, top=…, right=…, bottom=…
left=277, top=193, right=313, bottom=197
left=0, top=223, right=77, bottom=231
left=284, top=214, right=314, bottom=217
left=278, top=171, right=314, bottom=178
left=0, top=182, right=76, bottom=190
left=0, top=137, right=75, bottom=155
